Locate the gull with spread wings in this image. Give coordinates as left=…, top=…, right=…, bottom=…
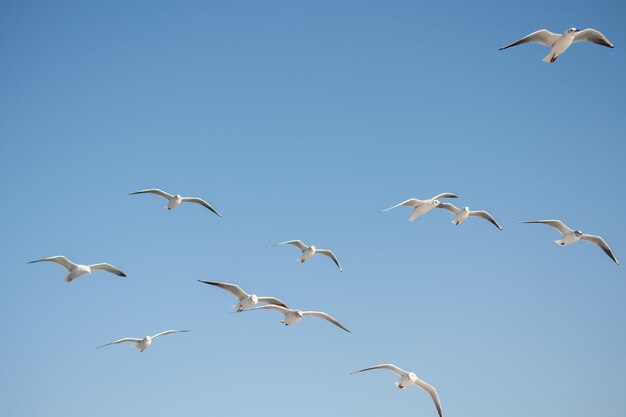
left=29, top=256, right=126, bottom=282
left=380, top=193, right=459, bottom=222
left=97, top=330, right=189, bottom=352
left=242, top=304, right=350, bottom=333
left=500, top=28, right=614, bottom=63
left=521, top=219, right=619, bottom=264
left=350, top=364, right=443, bottom=417
left=129, top=188, right=221, bottom=217
left=437, top=202, right=502, bottom=230
left=271, top=240, right=342, bottom=271
left=198, top=280, right=289, bottom=312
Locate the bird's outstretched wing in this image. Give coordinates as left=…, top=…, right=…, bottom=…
left=151, top=330, right=189, bottom=339
left=273, top=240, right=308, bottom=251
left=301, top=311, right=351, bottom=333
left=96, top=338, right=142, bottom=348
left=520, top=220, right=572, bottom=235
left=128, top=189, right=173, bottom=199
left=89, top=263, right=127, bottom=277
left=413, top=378, right=444, bottom=417
left=574, top=29, right=614, bottom=48
left=379, top=198, right=422, bottom=212
left=315, top=249, right=343, bottom=271
left=499, top=29, right=560, bottom=50
left=181, top=197, right=221, bottom=217
left=431, top=193, right=459, bottom=200
left=243, top=304, right=291, bottom=314
left=29, top=256, right=77, bottom=271
left=257, top=297, right=290, bottom=309
left=198, top=280, right=248, bottom=299
left=580, top=234, right=620, bottom=265
left=350, top=363, right=408, bottom=376
left=436, top=203, right=461, bottom=214
left=469, top=210, right=503, bottom=230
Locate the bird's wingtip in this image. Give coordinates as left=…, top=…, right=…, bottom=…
left=119, top=273, right=127, bottom=277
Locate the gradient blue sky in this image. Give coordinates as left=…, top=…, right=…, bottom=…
left=1, top=1, right=625, bottom=416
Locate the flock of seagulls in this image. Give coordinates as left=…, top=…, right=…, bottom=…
left=27, top=25, right=618, bottom=417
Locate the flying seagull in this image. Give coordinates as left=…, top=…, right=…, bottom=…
left=271, top=240, right=342, bottom=271
left=97, top=330, right=189, bottom=352
left=29, top=256, right=126, bottom=282
left=242, top=304, right=351, bottom=333
left=521, top=220, right=619, bottom=264
left=437, top=203, right=502, bottom=230
left=380, top=193, right=459, bottom=222
left=350, top=364, right=443, bottom=417
left=499, top=28, right=614, bottom=63
left=198, top=280, right=290, bottom=312
left=128, top=188, right=221, bottom=217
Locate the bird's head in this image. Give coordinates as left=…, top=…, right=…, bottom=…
left=566, top=28, right=580, bottom=34
left=174, top=194, right=182, bottom=200
left=310, top=245, right=316, bottom=251
left=250, top=294, right=259, bottom=305
left=432, top=199, right=441, bottom=206
left=295, top=311, right=303, bottom=318
left=408, top=372, right=418, bottom=382
left=575, top=230, right=583, bottom=237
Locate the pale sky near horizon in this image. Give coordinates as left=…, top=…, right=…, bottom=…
left=1, top=1, right=625, bottom=416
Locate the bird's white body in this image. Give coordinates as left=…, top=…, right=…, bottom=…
left=167, top=195, right=183, bottom=210
left=298, top=246, right=316, bottom=263
left=235, top=294, right=259, bottom=311
left=410, top=202, right=440, bottom=222
left=452, top=207, right=470, bottom=225
left=556, top=231, right=582, bottom=246
left=396, top=372, right=419, bottom=389
left=136, top=336, right=153, bottom=352
left=282, top=310, right=303, bottom=326
left=66, top=264, right=92, bottom=282
left=544, top=30, right=576, bottom=62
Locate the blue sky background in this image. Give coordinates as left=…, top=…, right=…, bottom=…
left=1, top=1, right=624, bottom=416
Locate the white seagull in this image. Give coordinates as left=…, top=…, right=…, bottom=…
left=198, top=280, right=290, bottom=312
left=521, top=220, right=619, bottom=264
left=272, top=240, right=342, bottom=271
left=437, top=202, right=502, bottom=230
left=29, top=256, right=127, bottom=282
left=243, top=304, right=351, bottom=333
left=500, top=28, right=614, bottom=63
left=350, top=364, right=443, bottom=417
left=97, top=330, right=189, bottom=352
left=129, top=188, right=221, bottom=217
left=380, top=193, right=459, bottom=222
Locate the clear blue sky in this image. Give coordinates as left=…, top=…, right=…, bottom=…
left=1, top=1, right=624, bottom=416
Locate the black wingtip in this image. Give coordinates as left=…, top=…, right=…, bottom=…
left=119, top=273, right=127, bottom=277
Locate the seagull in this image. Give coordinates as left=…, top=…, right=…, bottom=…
left=197, top=280, right=290, bottom=312
left=380, top=193, right=459, bottom=222
left=521, top=220, right=619, bottom=264
left=242, top=304, right=351, bottom=333
left=97, top=330, right=189, bottom=352
left=29, top=256, right=127, bottom=282
left=437, top=203, right=502, bottom=230
left=499, top=28, right=614, bottom=63
left=128, top=188, right=221, bottom=217
left=350, top=364, right=443, bottom=417
left=272, top=240, right=342, bottom=271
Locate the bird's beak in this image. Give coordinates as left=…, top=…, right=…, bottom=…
left=575, top=29, right=581, bottom=32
